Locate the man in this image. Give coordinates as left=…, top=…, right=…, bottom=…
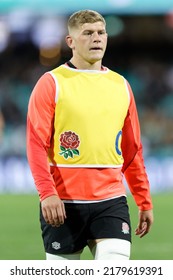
left=27, top=10, right=153, bottom=260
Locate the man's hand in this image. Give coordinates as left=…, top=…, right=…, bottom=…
left=41, top=195, right=66, bottom=227
left=135, top=209, right=154, bottom=238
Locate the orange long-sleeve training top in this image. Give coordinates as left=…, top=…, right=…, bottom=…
left=26, top=65, right=153, bottom=211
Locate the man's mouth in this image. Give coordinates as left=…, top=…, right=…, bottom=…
left=89, top=47, right=102, bottom=51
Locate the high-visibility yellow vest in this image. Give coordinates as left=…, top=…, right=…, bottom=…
left=48, top=65, right=130, bottom=168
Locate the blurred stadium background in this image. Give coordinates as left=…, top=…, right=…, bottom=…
left=0, top=0, right=173, bottom=259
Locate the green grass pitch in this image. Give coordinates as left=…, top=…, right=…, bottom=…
left=0, top=193, right=172, bottom=260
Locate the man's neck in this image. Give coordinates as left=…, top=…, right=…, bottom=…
left=70, top=58, right=102, bottom=71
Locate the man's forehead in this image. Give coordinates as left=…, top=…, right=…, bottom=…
left=80, top=21, right=106, bottom=31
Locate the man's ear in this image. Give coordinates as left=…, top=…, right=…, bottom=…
left=65, top=35, right=74, bottom=49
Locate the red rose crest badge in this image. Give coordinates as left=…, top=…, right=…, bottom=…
left=59, top=131, right=80, bottom=159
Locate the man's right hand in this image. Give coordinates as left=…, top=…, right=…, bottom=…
left=41, top=195, right=66, bottom=227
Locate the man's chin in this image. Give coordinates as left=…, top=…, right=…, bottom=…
left=89, top=55, right=104, bottom=64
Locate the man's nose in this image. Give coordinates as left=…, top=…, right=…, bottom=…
left=92, top=32, right=101, bottom=41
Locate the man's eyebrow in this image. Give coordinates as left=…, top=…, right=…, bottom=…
left=82, top=29, right=106, bottom=33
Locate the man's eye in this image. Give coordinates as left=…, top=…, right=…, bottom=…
left=99, top=31, right=106, bottom=35
left=84, top=32, right=92, bottom=35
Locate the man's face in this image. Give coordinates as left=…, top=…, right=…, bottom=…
left=68, top=21, right=108, bottom=64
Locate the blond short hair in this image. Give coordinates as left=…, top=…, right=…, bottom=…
left=68, top=10, right=106, bottom=32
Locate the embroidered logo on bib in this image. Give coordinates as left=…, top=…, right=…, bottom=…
left=59, top=131, right=80, bottom=159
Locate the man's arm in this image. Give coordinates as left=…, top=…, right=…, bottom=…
left=122, top=80, right=153, bottom=237
left=27, top=73, right=66, bottom=226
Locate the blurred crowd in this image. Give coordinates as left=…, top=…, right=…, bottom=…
left=0, top=14, right=173, bottom=159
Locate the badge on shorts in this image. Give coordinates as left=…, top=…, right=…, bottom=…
left=52, top=241, right=61, bottom=250
left=121, top=222, right=130, bottom=234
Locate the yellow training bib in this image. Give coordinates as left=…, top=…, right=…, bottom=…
left=48, top=65, right=129, bottom=168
